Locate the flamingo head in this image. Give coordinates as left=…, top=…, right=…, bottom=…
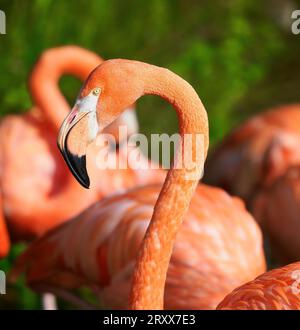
left=57, top=59, right=143, bottom=188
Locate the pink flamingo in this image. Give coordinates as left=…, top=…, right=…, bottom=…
left=0, top=47, right=163, bottom=258
left=12, top=59, right=265, bottom=309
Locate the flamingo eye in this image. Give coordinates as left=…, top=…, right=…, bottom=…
left=92, top=87, right=101, bottom=96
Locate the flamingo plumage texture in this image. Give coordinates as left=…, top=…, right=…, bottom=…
left=13, top=59, right=265, bottom=309
left=217, top=262, right=300, bottom=310
left=204, top=105, right=300, bottom=202
left=253, top=165, right=300, bottom=263
left=12, top=184, right=265, bottom=309
left=204, top=105, right=300, bottom=263
left=0, top=46, right=102, bottom=257
left=0, top=47, right=162, bottom=258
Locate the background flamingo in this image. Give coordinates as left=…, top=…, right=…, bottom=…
left=12, top=59, right=265, bottom=310
left=0, top=46, right=163, bottom=259
left=217, top=262, right=300, bottom=310
left=204, top=104, right=300, bottom=264
left=204, top=105, right=300, bottom=203
left=253, top=165, right=300, bottom=264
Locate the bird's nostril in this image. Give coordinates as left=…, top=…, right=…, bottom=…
left=67, top=108, right=79, bottom=124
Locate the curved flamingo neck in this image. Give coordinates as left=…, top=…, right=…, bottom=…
left=128, top=63, right=209, bottom=309
left=30, top=46, right=102, bottom=131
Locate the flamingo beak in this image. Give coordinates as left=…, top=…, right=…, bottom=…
left=57, top=91, right=100, bottom=189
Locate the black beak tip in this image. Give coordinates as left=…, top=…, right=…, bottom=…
left=59, top=146, right=91, bottom=189
left=76, top=172, right=90, bottom=189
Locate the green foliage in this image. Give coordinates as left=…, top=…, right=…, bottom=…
left=0, top=0, right=284, bottom=141
left=0, top=0, right=295, bottom=309
left=0, top=244, right=40, bottom=309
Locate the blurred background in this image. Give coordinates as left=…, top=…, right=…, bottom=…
left=0, top=0, right=300, bottom=308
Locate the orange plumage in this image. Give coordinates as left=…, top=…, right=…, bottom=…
left=0, top=47, right=163, bottom=257
left=12, top=59, right=266, bottom=310
left=204, top=105, right=300, bottom=263
left=12, top=184, right=265, bottom=309
left=217, top=262, right=300, bottom=310
left=204, top=105, right=300, bottom=203
left=253, top=166, right=300, bottom=263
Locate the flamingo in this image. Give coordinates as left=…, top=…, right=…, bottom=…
left=253, top=165, right=300, bottom=264
left=203, top=105, right=300, bottom=264
left=0, top=47, right=162, bottom=259
left=204, top=105, right=300, bottom=204
left=217, top=262, right=300, bottom=309
left=12, top=59, right=265, bottom=310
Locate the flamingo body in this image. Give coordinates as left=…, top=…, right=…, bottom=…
left=0, top=110, right=97, bottom=241
left=0, top=48, right=163, bottom=256
left=204, top=105, right=300, bottom=202
left=253, top=165, right=300, bottom=263
left=217, top=262, right=300, bottom=310
left=13, top=59, right=266, bottom=310
left=13, top=184, right=265, bottom=309
left=204, top=105, right=300, bottom=264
